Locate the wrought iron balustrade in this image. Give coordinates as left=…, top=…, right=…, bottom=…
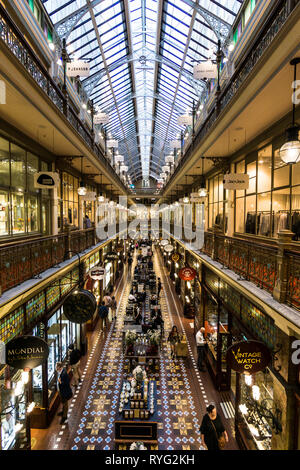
left=0, top=228, right=96, bottom=295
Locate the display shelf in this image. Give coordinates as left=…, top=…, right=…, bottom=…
left=117, top=380, right=157, bottom=421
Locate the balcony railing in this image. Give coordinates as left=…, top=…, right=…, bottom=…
left=0, top=228, right=96, bottom=295
left=167, top=224, right=300, bottom=311
left=0, top=4, right=127, bottom=193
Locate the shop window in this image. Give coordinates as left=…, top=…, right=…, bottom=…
left=236, top=197, right=245, bottom=233
left=27, top=152, right=39, bottom=190
left=246, top=161, right=256, bottom=194
left=27, top=195, right=39, bottom=232
left=11, top=144, right=26, bottom=190
left=0, top=191, right=9, bottom=235
left=238, top=370, right=273, bottom=450
left=41, top=199, right=49, bottom=234
left=11, top=192, right=25, bottom=234
left=257, top=192, right=271, bottom=236
left=272, top=188, right=290, bottom=237
left=204, top=295, right=218, bottom=371
left=0, top=137, right=9, bottom=188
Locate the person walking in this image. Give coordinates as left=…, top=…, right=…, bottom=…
left=196, top=327, right=206, bottom=372
left=110, top=296, right=117, bottom=320
left=167, top=325, right=180, bottom=359
left=56, top=362, right=73, bottom=424
left=200, top=403, right=228, bottom=450
left=157, top=277, right=162, bottom=297
left=98, top=301, right=109, bottom=331
left=84, top=214, right=92, bottom=228
left=68, top=344, right=82, bottom=387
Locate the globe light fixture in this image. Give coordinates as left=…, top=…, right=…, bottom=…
left=78, top=157, right=87, bottom=195
left=279, top=58, right=300, bottom=164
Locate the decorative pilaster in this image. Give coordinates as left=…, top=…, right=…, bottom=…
left=273, top=230, right=294, bottom=303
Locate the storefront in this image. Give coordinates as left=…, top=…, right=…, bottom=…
left=197, top=264, right=299, bottom=449
left=0, top=135, right=51, bottom=238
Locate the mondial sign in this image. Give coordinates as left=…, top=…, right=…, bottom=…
left=226, top=340, right=272, bottom=374
left=6, top=335, right=49, bottom=369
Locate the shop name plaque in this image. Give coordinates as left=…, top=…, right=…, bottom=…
left=226, top=340, right=272, bottom=374
left=6, top=335, right=49, bottom=369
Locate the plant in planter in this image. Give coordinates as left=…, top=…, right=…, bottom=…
left=146, top=330, right=160, bottom=355
left=125, top=330, right=137, bottom=355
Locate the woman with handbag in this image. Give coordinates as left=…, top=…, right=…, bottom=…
left=200, top=403, right=228, bottom=450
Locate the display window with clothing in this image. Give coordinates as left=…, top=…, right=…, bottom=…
left=234, top=143, right=300, bottom=240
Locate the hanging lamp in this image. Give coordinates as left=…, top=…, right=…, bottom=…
left=279, top=58, right=300, bottom=164
left=198, top=157, right=208, bottom=197
left=78, top=157, right=87, bottom=196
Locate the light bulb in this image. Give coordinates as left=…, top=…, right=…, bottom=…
left=252, top=385, right=260, bottom=401
left=239, top=404, right=248, bottom=415
left=279, top=140, right=300, bottom=164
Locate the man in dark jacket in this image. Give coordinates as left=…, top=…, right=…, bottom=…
left=68, top=344, right=82, bottom=387
left=56, top=362, right=73, bottom=424
left=98, top=301, right=109, bottom=331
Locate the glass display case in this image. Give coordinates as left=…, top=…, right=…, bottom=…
left=237, top=370, right=274, bottom=450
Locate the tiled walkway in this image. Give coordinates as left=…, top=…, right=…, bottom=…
left=32, top=248, right=238, bottom=450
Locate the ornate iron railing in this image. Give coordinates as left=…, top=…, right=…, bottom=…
left=0, top=228, right=95, bottom=295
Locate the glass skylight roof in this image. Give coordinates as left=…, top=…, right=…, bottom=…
left=43, top=0, right=243, bottom=183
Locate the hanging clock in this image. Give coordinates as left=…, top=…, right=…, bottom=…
left=63, top=289, right=97, bottom=324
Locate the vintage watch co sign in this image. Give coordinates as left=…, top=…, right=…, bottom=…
left=63, top=289, right=97, bottom=324
left=6, top=335, right=49, bottom=369
left=178, top=267, right=197, bottom=281
left=226, top=340, right=272, bottom=374
left=89, top=266, right=105, bottom=280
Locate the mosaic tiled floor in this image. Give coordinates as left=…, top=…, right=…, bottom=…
left=32, top=249, right=238, bottom=451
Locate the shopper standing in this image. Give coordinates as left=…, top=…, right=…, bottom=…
left=56, top=362, right=73, bottom=424
left=200, top=403, right=228, bottom=450
left=167, top=325, right=180, bottom=359
left=110, top=296, right=117, bottom=320
left=98, top=301, right=109, bottom=331
left=68, top=344, right=82, bottom=387
left=196, top=327, right=206, bottom=372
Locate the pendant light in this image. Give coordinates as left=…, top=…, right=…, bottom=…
left=279, top=58, right=300, bottom=164
left=98, top=173, right=105, bottom=202
left=198, top=157, right=208, bottom=197
left=78, top=157, right=87, bottom=196
left=183, top=176, right=189, bottom=204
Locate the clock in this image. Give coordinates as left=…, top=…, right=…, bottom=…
left=63, top=289, right=97, bottom=324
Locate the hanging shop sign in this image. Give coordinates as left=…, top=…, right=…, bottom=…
left=193, top=61, right=217, bottom=80
left=165, top=155, right=174, bottom=164
left=89, top=266, right=105, bottom=280
left=169, top=140, right=181, bottom=149
left=63, top=289, right=97, bottom=324
left=66, top=60, right=90, bottom=77
left=115, top=155, right=124, bottom=164
left=172, top=253, right=180, bottom=262
left=164, top=244, right=174, bottom=253
left=177, top=114, right=192, bottom=127
left=107, top=139, right=118, bottom=148
left=223, top=174, right=250, bottom=190
left=226, top=340, right=272, bottom=374
left=81, top=191, right=97, bottom=201
left=179, top=267, right=197, bottom=281
left=105, top=252, right=119, bottom=260
left=5, top=335, right=49, bottom=369
left=94, top=112, right=110, bottom=125
left=34, top=172, right=59, bottom=189
left=160, top=239, right=169, bottom=247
